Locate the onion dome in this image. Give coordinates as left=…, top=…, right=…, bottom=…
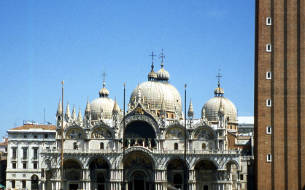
left=129, top=80, right=182, bottom=117
left=156, top=63, right=170, bottom=81
left=148, top=52, right=157, bottom=81
left=201, top=84, right=237, bottom=123
left=90, top=80, right=121, bottom=120
left=188, top=100, right=194, bottom=118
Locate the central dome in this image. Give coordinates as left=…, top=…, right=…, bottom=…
left=129, top=81, right=182, bottom=118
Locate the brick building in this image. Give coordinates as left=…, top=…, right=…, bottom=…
left=254, top=0, right=305, bottom=189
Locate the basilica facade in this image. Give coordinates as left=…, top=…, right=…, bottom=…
left=11, top=60, right=252, bottom=190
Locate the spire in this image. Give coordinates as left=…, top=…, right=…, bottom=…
left=99, top=72, right=110, bottom=97
left=56, top=100, right=62, bottom=116
left=77, top=108, right=82, bottom=122
left=188, top=100, right=194, bottom=118
left=85, top=100, right=91, bottom=120
left=112, top=97, right=120, bottom=115
left=65, top=103, right=71, bottom=121
left=72, top=106, right=77, bottom=120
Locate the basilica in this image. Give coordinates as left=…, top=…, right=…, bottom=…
left=6, top=55, right=253, bottom=190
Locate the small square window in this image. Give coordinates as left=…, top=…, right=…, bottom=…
left=240, top=174, right=244, bottom=180
left=174, top=143, right=178, bottom=150
left=267, top=154, right=272, bottom=162
left=266, top=17, right=272, bottom=25
left=266, top=99, right=272, bottom=107
left=266, top=126, right=272, bottom=134
left=23, top=162, right=27, bottom=169
left=44, top=134, right=48, bottom=138
left=33, top=162, right=38, bottom=169
left=34, top=135, right=38, bottom=139
left=12, top=180, right=15, bottom=188
left=266, top=72, right=272, bottom=79
left=12, top=162, right=16, bottom=169
left=24, top=135, right=27, bottom=138
left=266, top=44, right=272, bottom=52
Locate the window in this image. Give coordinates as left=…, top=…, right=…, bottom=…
left=22, top=180, right=26, bottom=188
left=44, top=134, right=48, bottom=138
left=266, top=43, right=272, bottom=52
left=100, top=142, right=104, bottom=150
left=266, top=126, right=272, bottom=134
left=266, top=99, right=272, bottom=107
left=240, top=174, right=244, bottom=180
left=174, top=143, right=178, bottom=150
left=12, top=180, right=15, bottom=188
left=12, top=147, right=17, bottom=159
left=33, top=148, right=38, bottom=159
left=266, top=72, right=272, bottom=79
left=202, top=143, right=206, bottom=150
left=23, top=162, right=27, bottom=169
left=73, top=142, right=78, bottom=150
left=266, top=17, right=272, bottom=25
left=267, top=154, right=272, bottom=162
left=24, top=135, right=27, bottom=138
left=22, top=147, right=28, bottom=159
left=34, top=135, right=38, bottom=139
left=33, top=161, right=38, bottom=169
left=12, top=162, right=16, bottom=169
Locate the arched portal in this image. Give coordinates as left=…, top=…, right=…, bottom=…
left=124, top=121, right=156, bottom=148
left=123, top=151, right=155, bottom=190
left=167, top=158, right=188, bottom=190
left=89, top=158, right=110, bottom=190
left=226, top=162, right=239, bottom=190
left=195, top=160, right=217, bottom=190
left=31, top=175, right=39, bottom=190
left=63, top=159, right=82, bottom=190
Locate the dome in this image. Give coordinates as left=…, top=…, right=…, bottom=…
left=202, top=83, right=237, bottom=123
left=156, top=67, right=170, bottom=81
left=129, top=81, right=182, bottom=117
left=90, top=82, right=120, bottom=120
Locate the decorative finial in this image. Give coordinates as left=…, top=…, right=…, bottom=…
left=216, top=69, right=222, bottom=88
left=102, top=72, right=106, bottom=88
left=149, top=51, right=156, bottom=69
left=159, top=49, right=165, bottom=68
left=188, top=99, right=194, bottom=118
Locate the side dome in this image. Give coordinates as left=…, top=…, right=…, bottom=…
left=201, top=85, right=237, bottom=123
left=90, top=81, right=120, bottom=120
left=129, top=81, right=182, bottom=118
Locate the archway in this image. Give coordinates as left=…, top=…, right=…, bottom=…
left=167, top=158, right=188, bottom=190
left=124, top=121, right=156, bottom=148
left=194, top=160, right=217, bottom=190
left=226, top=162, right=239, bottom=190
left=31, top=175, right=39, bottom=190
left=123, top=151, right=155, bottom=190
left=63, top=159, right=82, bottom=190
left=89, top=158, right=110, bottom=190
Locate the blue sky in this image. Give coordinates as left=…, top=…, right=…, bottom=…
left=0, top=0, right=255, bottom=138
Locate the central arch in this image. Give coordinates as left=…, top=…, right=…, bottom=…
left=63, top=159, right=82, bottom=190
left=124, top=121, right=157, bottom=148
left=123, top=151, right=155, bottom=190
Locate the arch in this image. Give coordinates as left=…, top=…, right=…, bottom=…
left=194, top=159, right=218, bottom=190
left=123, top=150, right=155, bottom=190
left=193, top=158, right=219, bottom=170
left=91, top=125, right=113, bottom=139
left=125, top=120, right=156, bottom=138
left=192, top=126, right=216, bottom=140
left=119, top=112, right=159, bottom=138
left=31, top=174, right=39, bottom=190
left=224, top=159, right=240, bottom=170
left=165, top=124, right=187, bottom=139
left=89, top=157, right=110, bottom=190
left=65, top=126, right=84, bottom=140
left=63, top=159, right=83, bottom=190
left=166, top=158, right=189, bottom=190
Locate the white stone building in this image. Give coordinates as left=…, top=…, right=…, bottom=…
left=5, top=123, right=56, bottom=190
left=6, top=61, right=253, bottom=190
